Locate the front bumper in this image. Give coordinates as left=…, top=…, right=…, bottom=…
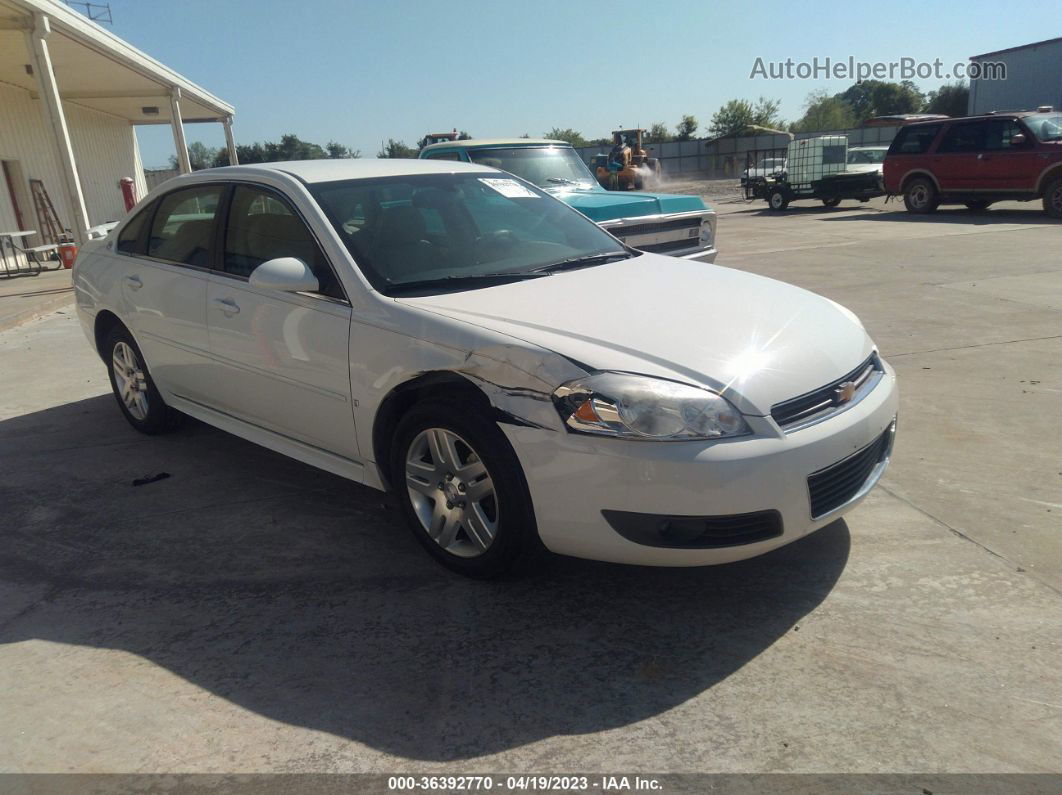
left=501, top=363, right=898, bottom=566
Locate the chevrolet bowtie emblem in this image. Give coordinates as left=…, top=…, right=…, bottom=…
left=834, top=381, right=857, bottom=404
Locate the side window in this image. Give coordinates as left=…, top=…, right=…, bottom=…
left=424, top=151, right=462, bottom=161
left=890, top=124, right=943, bottom=154
left=982, top=120, right=1023, bottom=150
left=146, top=186, right=223, bottom=267
left=938, top=122, right=988, bottom=154
left=223, top=185, right=344, bottom=300
left=115, top=202, right=154, bottom=255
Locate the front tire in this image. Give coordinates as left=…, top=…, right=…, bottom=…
left=903, top=177, right=939, bottom=213
left=965, top=200, right=992, bottom=211
left=821, top=197, right=842, bottom=207
left=104, top=325, right=181, bottom=435
left=1043, top=177, right=1062, bottom=219
left=391, top=401, right=540, bottom=578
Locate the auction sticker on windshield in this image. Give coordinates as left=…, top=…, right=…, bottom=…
left=480, top=178, right=540, bottom=198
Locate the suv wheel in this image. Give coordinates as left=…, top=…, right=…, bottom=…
left=821, top=198, right=841, bottom=208
left=104, top=326, right=182, bottom=434
left=903, top=177, right=939, bottom=213
left=965, top=200, right=991, bottom=211
left=391, top=401, right=540, bottom=578
left=1043, top=177, right=1062, bottom=219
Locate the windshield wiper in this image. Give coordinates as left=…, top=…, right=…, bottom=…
left=385, top=271, right=550, bottom=295
left=546, top=177, right=579, bottom=186
left=531, top=252, right=634, bottom=274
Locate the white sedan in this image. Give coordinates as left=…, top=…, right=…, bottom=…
left=73, top=159, right=897, bottom=577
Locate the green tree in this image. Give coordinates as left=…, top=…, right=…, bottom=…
left=325, top=140, right=360, bottom=158
left=923, top=81, right=968, bottom=117
left=544, top=127, right=589, bottom=147
left=674, top=115, right=698, bottom=141
left=708, top=97, right=782, bottom=137
left=377, top=139, right=418, bottom=158
left=210, top=134, right=359, bottom=167
left=170, top=141, right=218, bottom=171
left=645, top=122, right=671, bottom=144
left=790, top=90, right=857, bottom=133
left=836, top=80, right=924, bottom=122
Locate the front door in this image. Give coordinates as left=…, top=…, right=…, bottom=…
left=978, top=118, right=1043, bottom=191
left=205, top=183, right=357, bottom=460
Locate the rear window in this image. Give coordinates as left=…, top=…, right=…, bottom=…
left=888, top=124, right=943, bottom=155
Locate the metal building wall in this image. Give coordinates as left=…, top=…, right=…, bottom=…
left=969, top=39, right=1062, bottom=115
left=0, top=81, right=145, bottom=242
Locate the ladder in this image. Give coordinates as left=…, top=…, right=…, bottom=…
left=30, top=179, right=63, bottom=246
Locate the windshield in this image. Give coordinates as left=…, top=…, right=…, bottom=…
left=1027, top=113, right=1062, bottom=142
left=309, top=173, right=627, bottom=294
left=466, top=147, right=598, bottom=190
left=847, top=148, right=887, bottom=164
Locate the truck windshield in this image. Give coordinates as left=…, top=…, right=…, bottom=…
left=1028, top=113, right=1062, bottom=142
left=309, top=172, right=628, bottom=295
left=466, top=147, right=598, bottom=190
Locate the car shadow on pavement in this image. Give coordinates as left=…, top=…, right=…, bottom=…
left=0, top=395, right=850, bottom=762
left=817, top=206, right=1057, bottom=225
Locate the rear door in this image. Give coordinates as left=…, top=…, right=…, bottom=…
left=933, top=121, right=988, bottom=192
left=117, top=184, right=222, bottom=403
left=204, top=183, right=358, bottom=459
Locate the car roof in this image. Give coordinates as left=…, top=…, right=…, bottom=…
left=198, top=158, right=497, bottom=183
left=904, top=111, right=1044, bottom=127
left=421, top=138, right=567, bottom=152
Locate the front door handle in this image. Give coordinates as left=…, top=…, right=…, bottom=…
left=212, top=297, right=240, bottom=315
left=125, top=275, right=142, bottom=290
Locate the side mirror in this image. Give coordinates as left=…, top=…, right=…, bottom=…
left=1010, top=133, right=1026, bottom=146
left=248, top=257, right=319, bottom=293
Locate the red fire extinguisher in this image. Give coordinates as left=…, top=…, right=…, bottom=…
left=119, top=177, right=137, bottom=212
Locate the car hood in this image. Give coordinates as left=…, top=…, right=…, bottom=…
left=557, top=189, right=708, bottom=222
left=397, top=254, right=873, bottom=415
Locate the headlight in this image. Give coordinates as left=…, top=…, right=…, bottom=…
left=552, top=373, right=750, bottom=441
left=699, top=219, right=713, bottom=244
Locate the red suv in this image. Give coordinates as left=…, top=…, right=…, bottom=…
left=883, top=111, right=1062, bottom=218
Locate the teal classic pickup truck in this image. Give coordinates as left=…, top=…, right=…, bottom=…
left=419, top=139, right=717, bottom=261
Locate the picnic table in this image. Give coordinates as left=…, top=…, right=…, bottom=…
left=0, top=231, right=60, bottom=277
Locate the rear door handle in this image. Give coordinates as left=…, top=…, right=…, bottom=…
left=125, top=275, right=142, bottom=290
left=212, top=297, right=240, bottom=315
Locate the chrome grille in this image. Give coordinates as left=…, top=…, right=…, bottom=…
left=771, top=354, right=882, bottom=431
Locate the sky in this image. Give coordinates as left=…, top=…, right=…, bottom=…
left=101, top=0, right=1060, bottom=168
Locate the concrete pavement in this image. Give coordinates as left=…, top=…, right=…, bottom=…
left=0, top=196, right=1059, bottom=774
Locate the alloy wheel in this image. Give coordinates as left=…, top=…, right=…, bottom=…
left=404, top=428, right=498, bottom=558
left=112, top=341, right=149, bottom=420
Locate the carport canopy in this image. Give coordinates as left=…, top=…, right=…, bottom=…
left=0, top=0, right=236, bottom=241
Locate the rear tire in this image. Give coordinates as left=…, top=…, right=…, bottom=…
left=964, top=200, right=991, bottom=211
left=391, top=400, right=541, bottom=578
left=104, top=325, right=182, bottom=435
left=768, top=189, right=790, bottom=211
left=1043, top=177, right=1062, bottom=219
left=821, top=198, right=842, bottom=207
left=903, top=177, right=939, bottom=213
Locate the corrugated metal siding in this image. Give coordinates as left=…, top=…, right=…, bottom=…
left=969, top=41, right=1062, bottom=115
left=0, top=82, right=144, bottom=239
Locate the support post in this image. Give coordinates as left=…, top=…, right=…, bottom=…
left=169, top=87, right=191, bottom=174
left=223, top=116, right=238, bottom=166
left=25, top=13, right=90, bottom=244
